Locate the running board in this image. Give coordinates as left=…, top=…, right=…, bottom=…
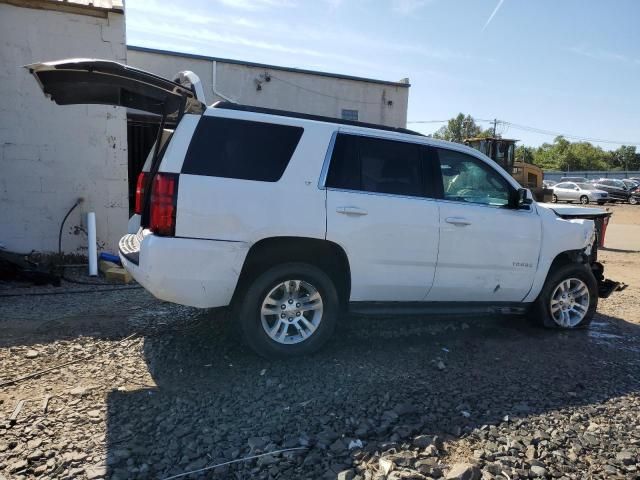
left=348, top=301, right=529, bottom=317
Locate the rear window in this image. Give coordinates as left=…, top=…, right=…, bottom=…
left=181, top=116, right=303, bottom=181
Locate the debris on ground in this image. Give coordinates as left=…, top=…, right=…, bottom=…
left=1, top=205, right=640, bottom=479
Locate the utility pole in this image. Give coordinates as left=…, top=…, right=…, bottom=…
left=492, top=118, right=497, bottom=137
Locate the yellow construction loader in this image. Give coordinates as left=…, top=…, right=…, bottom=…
left=463, top=137, right=552, bottom=202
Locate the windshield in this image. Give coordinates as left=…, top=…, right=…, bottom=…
left=577, top=183, right=596, bottom=190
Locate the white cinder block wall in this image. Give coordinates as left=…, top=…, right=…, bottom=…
left=0, top=3, right=128, bottom=255
left=127, top=48, right=410, bottom=129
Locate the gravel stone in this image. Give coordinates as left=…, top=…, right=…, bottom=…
left=1, top=250, right=640, bottom=480
left=616, top=450, right=635, bottom=465
left=85, top=465, right=107, bottom=479
left=530, top=465, right=547, bottom=477
left=337, top=469, right=356, bottom=480
left=446, top=463, right=481, bottom=480
left=8, top=459, right=28, bottom=473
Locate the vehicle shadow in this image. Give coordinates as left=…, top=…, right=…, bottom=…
left=105, top=311, right=640, bottom=479
left=0, top=288, right=198, bottom=349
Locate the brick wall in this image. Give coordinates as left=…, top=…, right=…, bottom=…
left=0, top=3, right=128, bottom=254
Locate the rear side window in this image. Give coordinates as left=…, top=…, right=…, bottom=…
left=182, top=117, right=303, bottom=181
left=326, top=134, right=425, bottom=197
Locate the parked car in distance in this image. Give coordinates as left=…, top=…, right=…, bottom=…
left=588, top=178, right=632, bottom=203
left=543, top=180, right=557, bottom=188
left=28, top=59, right=622, bottom=358
left=622, top=179, right=639, bottom=191
left=551, top=182, right=608, bottom=205
left=560, top=176, right=588, bottom=183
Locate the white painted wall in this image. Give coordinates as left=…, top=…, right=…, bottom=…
left=127, top=48, right=410, bottom=128
left=0, top=3, right=127, bottom=255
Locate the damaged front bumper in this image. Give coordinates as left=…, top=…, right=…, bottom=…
left=591, top=262, right=627, bottom=298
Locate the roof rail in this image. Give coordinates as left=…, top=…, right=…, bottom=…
left=211, top=102, right=424, bottom=137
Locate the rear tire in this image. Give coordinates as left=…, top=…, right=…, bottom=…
left=530, top=263, right=597, bottom=329
left=580, top=195, right=589, bottom=205
left=235, top=262, right=339, bottom=358
left=630, top=196, right=638, bottom=205
left=551, top=194, right=558, bottom=203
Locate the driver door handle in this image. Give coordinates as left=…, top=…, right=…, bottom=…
left=445, top=216, right=471, bottom=226
left=336, top=206, right=368, bottom=216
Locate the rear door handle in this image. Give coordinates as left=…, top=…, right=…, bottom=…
left=445, top=216, right=471, bottom=226
left=336, top=206, right=368, bottom=216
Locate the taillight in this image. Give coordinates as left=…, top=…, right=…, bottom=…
left=149, top=173, right=178, bottom=236
left=599, top=216, right=609, bottom=247
left=134, top=172, right=148, bottom=215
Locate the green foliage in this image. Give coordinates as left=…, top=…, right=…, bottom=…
left=432, top=113, right=485, bottom=143
left=435, top=114, right=638, bottom=171
left=609, top=145, right=639, bottom=170
left=526, top=137, right=627, bottom=171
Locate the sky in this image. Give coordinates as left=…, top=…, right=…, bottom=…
left=126, top=0, right=640, bottom=149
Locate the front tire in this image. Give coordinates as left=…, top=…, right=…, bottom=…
left=530, top=263, right=597, bottom=329
left=235, top=262, right=339, bottom=358
left=630, top=196, right=638, bottom=205
left=551, top=194, right=558, bottom=203
left=580, top=195, right=589, bottom=205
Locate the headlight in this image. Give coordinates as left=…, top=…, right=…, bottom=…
left=584, top=228, right=596, bottom=255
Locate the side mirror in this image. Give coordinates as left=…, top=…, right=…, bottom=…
left=511, top=188, right=533, bottom=208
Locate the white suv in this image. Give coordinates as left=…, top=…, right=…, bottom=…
left=29, top=60, right=620, bottom=357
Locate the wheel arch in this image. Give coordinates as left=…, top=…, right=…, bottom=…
left=543, top=248, right=593, bottom=287
left=525, top=248, right=591, bottom=303
left=231, top=236, right=351, bottom=308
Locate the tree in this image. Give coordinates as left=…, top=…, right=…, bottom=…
left=524, top=137, right=610, bottom=171
left=515, top=145, right=536, bottom=164
left=432, top=113, right=490, bottom=143
left=609, top=145, right=638, bottom=171
left=434, top=114, right=628, bottom=172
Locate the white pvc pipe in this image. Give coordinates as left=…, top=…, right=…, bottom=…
left=87, top=212, right=98, bottom=276
left=211, top=61, right=237, bottom=103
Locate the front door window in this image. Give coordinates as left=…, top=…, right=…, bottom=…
left=437, top=148, right=511, bottom=207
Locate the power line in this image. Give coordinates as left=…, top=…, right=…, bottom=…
left=406, top=120, right=449, bottom=124
left=407, top=117, right=640, bottom=146
left=269, top=74, right=386, bottom=105
left=501, top=121, right=640, bottom=146
left=408, top=118, right=494, bottom=124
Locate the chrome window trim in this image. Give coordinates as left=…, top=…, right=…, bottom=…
left=325, top=187, right=532, bottom=212
left=325, top=186, right=435, bottom=202
left=436, top=198, right=532, bottom=212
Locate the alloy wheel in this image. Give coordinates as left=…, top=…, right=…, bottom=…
left=550, top=278, right=590, bottom=328
left=260, top=280, right=323, bottom=344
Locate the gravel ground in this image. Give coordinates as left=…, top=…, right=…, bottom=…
left=1, top=205, right=639, bottom=480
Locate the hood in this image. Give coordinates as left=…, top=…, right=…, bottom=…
left=537, top=203, right=611, bottom=218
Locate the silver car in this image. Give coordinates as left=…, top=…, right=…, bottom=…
left=552, top=182, right=609, bottom=205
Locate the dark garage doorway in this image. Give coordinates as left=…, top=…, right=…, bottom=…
left=126, top=113, right=160, bottom=216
